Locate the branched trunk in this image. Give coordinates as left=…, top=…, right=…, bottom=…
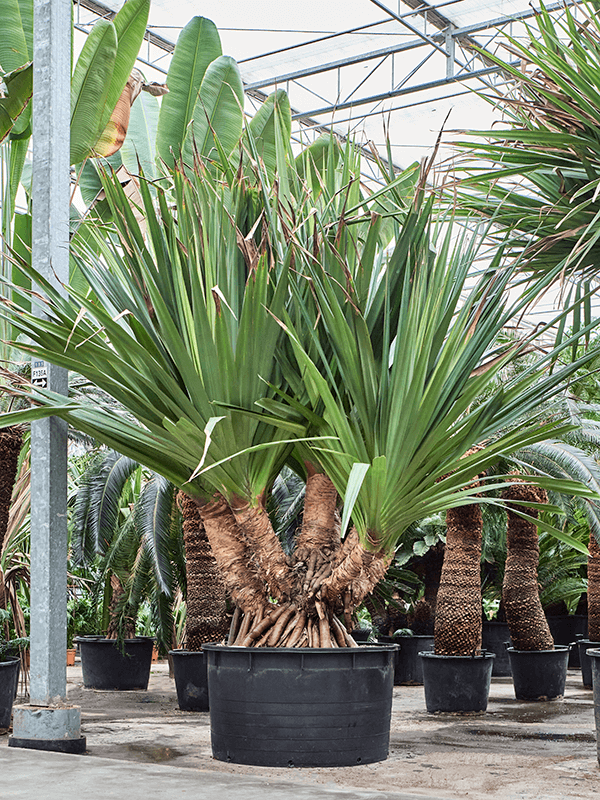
left=196, top=485, right=392, bottom=648
left=195, top=496, right=266, bottom=613
left=502, top=482, right=553, bottom=651
left=588, top=533, right=600, bottom=641
left=434, top=503, right=483, bottom=656
left=230, top=498, right=293, bottom=601
left=180, top=493, right=229, bottom=650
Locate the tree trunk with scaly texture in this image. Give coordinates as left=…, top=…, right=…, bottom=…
left=502, top=481, right=553, bottom=651
left=0, top=427, right=23, bottom=555
left=179, top=493, right=230, bottom=651
left=193, top=471, right=393, bottom=648
left=434, top=502, right=483, bottom=655
left=588, top=533, right=600, bottom=642
left=0, top=427, right=24, bottom=613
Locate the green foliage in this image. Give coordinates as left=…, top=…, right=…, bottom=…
left=0, top=608, right=28, bottom=662
left=0, top=62, right=32, bottom=144
left=155, top=16, right=222, bottom=170
left=71, top=449, right=183, bottom=650
left=66, top=595, right=99, bottom=648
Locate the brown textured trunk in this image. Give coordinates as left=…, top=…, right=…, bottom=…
left=195, top=496, right=266, bottom=613
left=197, top=478, right=392, bottom=647
left=434, top=503, right=483, bottom=655
left=294, top=470, right=340, bottom=556
left=230, top=498, right=293, bottom=601
left=0, top=427, right=23, bottom=555
left=180, top=493, right=230, bottom=651
left=588, top=534, right=600, bottom=642
left=502, top=482, right=553, bottom=651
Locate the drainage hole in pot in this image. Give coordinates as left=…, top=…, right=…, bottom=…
left=356, top=757, right=362, bottom=763
left=288, top=760, right=294, bottom=767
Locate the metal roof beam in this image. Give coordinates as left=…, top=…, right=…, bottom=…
left=290, top=60, right=519, bottom=119
left=244, top=0, right=572, bottom=92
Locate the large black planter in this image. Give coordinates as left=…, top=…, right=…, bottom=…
left=74, top=636, right=154, bottom=690
left=0, top=658, right=20, bottom=728
left=482, top=621, right=512, bottom=677
left=587, top=649, right=600, bottom=765
left=381, top=635, right=433, bottom=684
left=546, top=615, right=587, bottom=668
left=507, top=645, right=570, bottom=700
left=169, top=649, right=208, bottom=711
left=419, top=651, right=495, bottom=713
left=203, top=643, right=396, bottom=767
left=577, top=639, right=600, bottom=688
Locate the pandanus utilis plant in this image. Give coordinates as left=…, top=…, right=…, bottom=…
left=0, top=136, right=599, bottom=649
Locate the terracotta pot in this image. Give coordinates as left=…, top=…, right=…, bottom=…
left=66, top=648, right=76, bottom=666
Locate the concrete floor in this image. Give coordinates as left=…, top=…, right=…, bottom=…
left=1, top=660, right=598, bottom=800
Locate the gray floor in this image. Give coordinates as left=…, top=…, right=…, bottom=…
left=1, top=661, right=598, bottom=800
left=0, top=748, right=444, bottom=800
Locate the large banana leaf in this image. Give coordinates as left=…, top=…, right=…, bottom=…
left=182, top=55, right=244, bottom=165
left=0, top=62, right=32, bottom=144
left=245, top=89, right=292, bottom=181
left=70, top=0, right=149, bottom=165
left=156, top=16, right=222, bottom=170
left=70, top=19, right=117, bottom=165
left=0, top=0, right=28, bottom=73
left=120, top=90, right=160, bottom=180
left=95, top=0, right=149, bottom=140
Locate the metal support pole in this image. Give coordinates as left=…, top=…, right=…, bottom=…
left=445, top=26, right=455, bottom=80
left=9, top=0, right=85, bottom=754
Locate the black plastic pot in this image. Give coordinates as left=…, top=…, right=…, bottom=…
left=577, top=639, right=600, bottom=689
left=380, top=635, right=433, bottom=684
left=0, top=658, right=20, bottom=728
left=350, top=628, right=371, bottom=642
left=507, top=645, right=570, bottom=700
left=546, top=614, right=587, bottom=668
left=204, top=643, right=396, bottom=767
left=169, top=649, right=208, bottom=711
left=482, top=621, right=512, bottom=677
left=74, top=636, right=154, bottom=690
left=587, top=649, right=600, bottom=766
left=419, top=651, right=495, bottom=713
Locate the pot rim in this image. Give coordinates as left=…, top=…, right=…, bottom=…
left=506, top=644, right=570, bottom=654
left=201, top=642, right=398, bottom=653
left=73, top=635, right=155, bottom=644
left=418, top=650, right=495, bottom=660
left=168, top=649, right=205, bottom=656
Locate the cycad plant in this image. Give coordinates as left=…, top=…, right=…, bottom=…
left=73, top=449, right=185, bottom=651
left=0, top=123, right=599, bottom=649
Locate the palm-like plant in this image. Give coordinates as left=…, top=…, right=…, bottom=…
left=448, top=0, right=600, bottom=357
left=0, top=123, right=599, bottom=649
